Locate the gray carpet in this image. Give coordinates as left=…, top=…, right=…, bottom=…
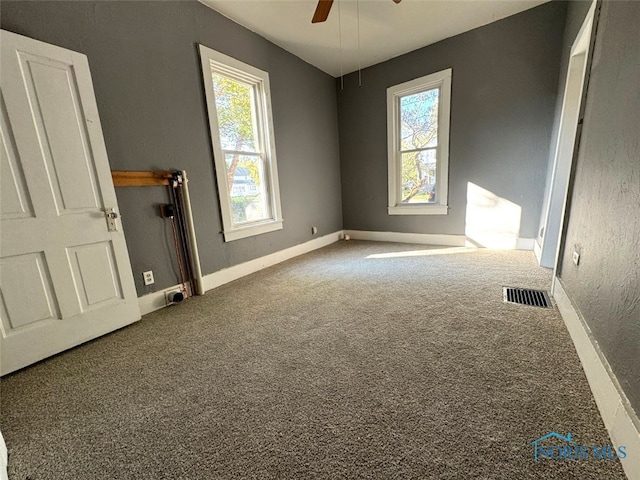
left=0, top=241, right=627, bottom=479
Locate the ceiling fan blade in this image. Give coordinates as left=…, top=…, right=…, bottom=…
left=312, top=0, right=334, bottom=23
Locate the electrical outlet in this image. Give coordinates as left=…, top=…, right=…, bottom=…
left=143, top=270, right=154, bottom=285
left=572, top=251, right=580, bottom=266
left=311, top=226, right=318, bottom=235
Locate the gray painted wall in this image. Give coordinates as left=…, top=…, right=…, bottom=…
left=557, top=1, right=640, bottom=415
left=1, top=1, right=343, bottom=296
left=3, top=0, right=636, bottom=422
left=337, top=2, right=566, bottom=240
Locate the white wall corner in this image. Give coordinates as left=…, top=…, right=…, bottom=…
left=553, top=278, right=640, bottom=480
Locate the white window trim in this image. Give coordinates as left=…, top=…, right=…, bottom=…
left=199, top=45, right=283, bottom=242
left=387, top=68, right=452, bottom=215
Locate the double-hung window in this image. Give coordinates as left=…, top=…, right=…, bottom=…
left=199, top=45, right=283, bottom=241
left=387, top=68, right=452, bottom=215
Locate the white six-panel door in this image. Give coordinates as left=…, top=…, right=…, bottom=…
left=0, top=30, right=140, bottom=375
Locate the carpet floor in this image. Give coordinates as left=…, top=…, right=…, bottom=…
left=0, top=241, right=627, bottom=479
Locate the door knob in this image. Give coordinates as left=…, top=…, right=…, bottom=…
left=105, top=207, right=119, bottom=231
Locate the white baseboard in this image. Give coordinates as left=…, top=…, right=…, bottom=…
left=139, top=228, right=532, bottom=316
left=553, top=278, right=640, bottom=479
left=345, top=230, right=535, bottom=250
left=201, top=230, right=343, bottom=291
left=345, top=230, right=467, bottom=247
left=515, top=237, right=536, bottom=251
left=534, top=238, right=543, bottom=264
left=0, top=429, right=7, bottom=480
left=139, top=231, right=342, bottom=315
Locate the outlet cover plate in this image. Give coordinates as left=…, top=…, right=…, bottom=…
left=143, top=270, right=154, bottom=285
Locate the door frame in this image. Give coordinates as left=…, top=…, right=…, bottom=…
left=538, top=0, right=596, bottom=269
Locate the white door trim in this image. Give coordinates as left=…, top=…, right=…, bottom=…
left=539, top=0, right=596, bottom=269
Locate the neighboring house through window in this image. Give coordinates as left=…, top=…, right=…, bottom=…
left=199, top=45, right=283, bottom=241
left=387, top=68, right=452, bottom=215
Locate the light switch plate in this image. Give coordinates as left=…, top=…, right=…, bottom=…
left=572, top=251, right=580, bottom=266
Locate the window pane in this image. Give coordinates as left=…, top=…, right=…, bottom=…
left=401, top=150, right=437, bottom=204
left=224, top=153, right=270, bottom=224
left=212, top=73, right=258, bottom=152
left=400, top=88, right=439, bottom=151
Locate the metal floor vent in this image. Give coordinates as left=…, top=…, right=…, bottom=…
left=503, top=287, right=552, bottom=308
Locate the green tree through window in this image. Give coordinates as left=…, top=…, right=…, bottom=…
left=200, top=45, right=283, bottom=241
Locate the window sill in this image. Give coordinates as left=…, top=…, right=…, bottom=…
left=223, top=219, right=283, bottom=242
left=388, top=205, right=448, bottom=216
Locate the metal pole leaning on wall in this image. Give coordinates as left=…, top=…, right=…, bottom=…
left=111, top=169, right=205, bottom=296
left=180, top=170, right=205, bottom=295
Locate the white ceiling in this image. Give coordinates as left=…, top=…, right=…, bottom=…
left=200, top=0, right=550, bottom=77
